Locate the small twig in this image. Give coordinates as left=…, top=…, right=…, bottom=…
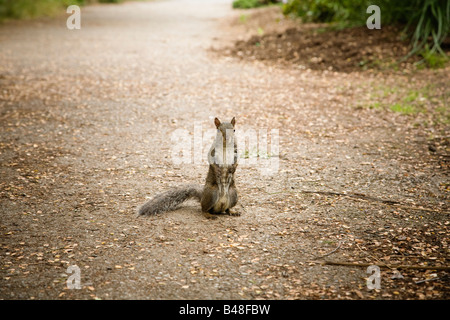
left=257, top=187, right=449, bottom=214
left=300, top=190, right=400, bottom=205
left=415, top=277, right=440, bottom=284
left=239, top=202, right=248, bottom=214
left=313, top=260, right=450, bottom=271
left=298, top=190, right=449, bottom=214
left=313, top=240, right=343, bottom=259
left=354, top=242, right=394, bottom=270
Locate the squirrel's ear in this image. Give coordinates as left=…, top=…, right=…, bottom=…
left=214, top=117, right=221, bottom=128
left=231, top=117, right=236, bottom=127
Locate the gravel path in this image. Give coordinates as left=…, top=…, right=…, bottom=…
left=0, top=0, right=448, bottom=300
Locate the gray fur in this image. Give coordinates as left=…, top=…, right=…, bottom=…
left=137, top=185, right=202, bottom=216
left=137, top=117, right=238, bottom=217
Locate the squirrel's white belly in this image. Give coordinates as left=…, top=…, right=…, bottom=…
left=213, top=194, right=230, bottom=213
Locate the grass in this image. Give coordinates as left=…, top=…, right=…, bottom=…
left=389, top=103, right=420, bottom=115
left=361, top=82, right=449, bottom=125
left=435, top=106, right=450, bottom=125
left=239, top=14, right=248, bottom=23
left=0, top=0, right=78, bottom=20
left=403, top=91, right=419, bottom=103
left=418, top=47, right=449, bottom=69
left=0, top=0, right=124, bottom=21
left=282, top=0, right=449, bottom=68
left=387, top=89, right=423, bottom=115
left=232, top=0, right=282, bottom=10
left=386, top=87, right=426, bottom=115
left=368, top=102, right=382, bottom=110
left=232, top=0, right=264, bottom=9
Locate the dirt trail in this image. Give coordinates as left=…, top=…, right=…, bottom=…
left=0, top=0, right=448, bottom=299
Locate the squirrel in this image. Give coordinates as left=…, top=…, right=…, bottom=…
left=137, top=117, right=239, bottom=219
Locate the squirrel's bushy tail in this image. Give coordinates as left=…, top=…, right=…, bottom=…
left=137, top=185, right=203, bottom=216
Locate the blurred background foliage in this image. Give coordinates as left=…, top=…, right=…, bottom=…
left=1, top=0, right=448, bottom=63
left=0, top=0, right=122, bottom=21
left=233, top=0, right=449, bottom=61
left=232, top=0, right=280, bottom=9
left=281, top=0, right=449, bottom=57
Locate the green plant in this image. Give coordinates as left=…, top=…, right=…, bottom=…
left=362, top=84, right=449, bottom=120
left=282, top=0, right=450, bottom=60
left=0, top=0, right=124, bottom=21
left=389, top=103, right=419, bottom=115
left=403, top=90, right=419, bottom=103
left=239, top=14, right=248, bottom=23
left=418, top=45, right=449, bottom=69
left=405, top=0, right=450, bottom=58
left=232, top=0, right=280, bottom=9
left=0, top=0, right=86, bottom=20
left=233, top=0, right=262, bottom=9
left=435, top=106, right=450, bottom=124
left=368, top=102, right=381, bottom=109
left=282, top=0, right=369, bottom=24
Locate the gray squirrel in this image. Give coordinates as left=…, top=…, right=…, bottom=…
left=137, top=117, right=239, bottom=219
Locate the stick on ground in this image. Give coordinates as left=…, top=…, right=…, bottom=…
left=313, top=260, right=450, bottom=271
